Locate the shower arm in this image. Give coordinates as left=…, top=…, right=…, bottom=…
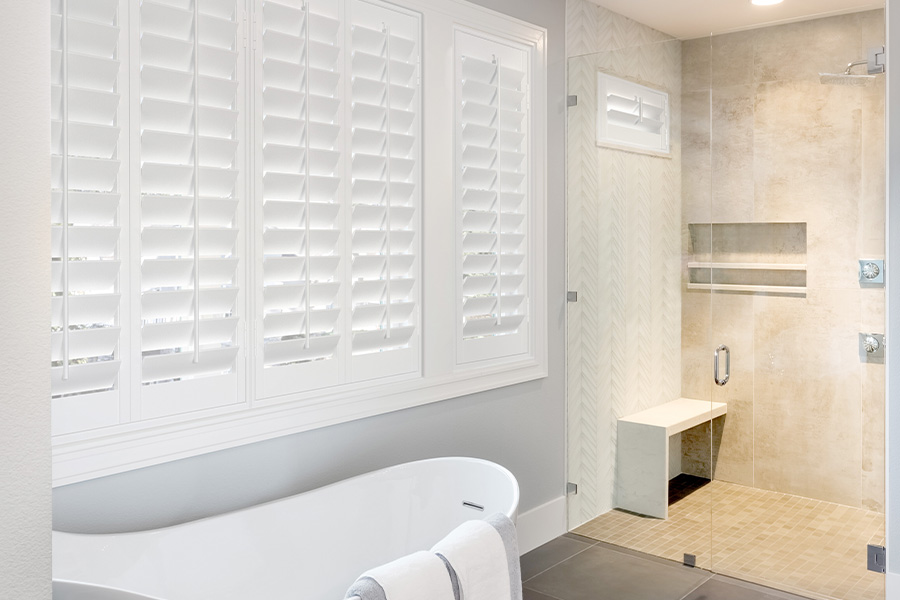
left=844, top=59, right=868, bottom=74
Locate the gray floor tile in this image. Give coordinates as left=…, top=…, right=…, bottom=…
left=682, top=576, right=812, bottom=600
left=521, top=536, right=594, bottom=581
left=525, top=544, right=712, bottom=600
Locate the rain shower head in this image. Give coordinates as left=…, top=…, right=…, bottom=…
left=819, top=72, right=875, bottom=86
left=820, top=56, right=881, bottom=86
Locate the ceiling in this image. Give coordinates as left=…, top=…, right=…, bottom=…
left=590, top=0, right=883, bottom=39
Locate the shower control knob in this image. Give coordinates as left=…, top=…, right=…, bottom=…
left=862, top=262, right=881, bottom=280
left=865, top=335, right=880, bottom=354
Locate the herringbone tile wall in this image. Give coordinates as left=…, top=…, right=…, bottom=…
left=566, top=0, right=683, bottom=529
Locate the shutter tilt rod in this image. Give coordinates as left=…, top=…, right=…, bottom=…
left=192, top=0, right=201, bottom=363
left=303, top=2, right=311, bottom=349
left=493, top=54, right=502, bottom=327
left=383, top=23, right=392, bottom=339
left=62, top=0, right=71, bottom=380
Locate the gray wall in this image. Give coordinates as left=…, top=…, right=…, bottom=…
left=53, top=0, right=567, bottom=534
left=0, top=0, right=52, bottom=596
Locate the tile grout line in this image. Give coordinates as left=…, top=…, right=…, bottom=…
left=676, top=571, right=715, bottom=600
left=522, top=541, right=599, bottom=584
left=522, top=585, right=568, bottom=600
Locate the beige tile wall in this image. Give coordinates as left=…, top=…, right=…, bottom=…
left=680, top=11, right=886, bottom=512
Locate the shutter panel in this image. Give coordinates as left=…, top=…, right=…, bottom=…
left=455, top=30, right=530, bottom=364
left=348, top=0, right=421, bottom=382
left=50, top=0, right=124, bottom=432
left=257, top=0, right=344, bottom=398
left=139, top=0, right=244, bottom=416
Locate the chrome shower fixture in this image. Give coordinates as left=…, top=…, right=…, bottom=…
left=819, top=46, right=885, bottom=86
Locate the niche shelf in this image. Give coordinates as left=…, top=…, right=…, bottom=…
left=687, top=223, right=807, bottom=296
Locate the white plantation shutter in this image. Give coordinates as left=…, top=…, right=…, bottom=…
left=50, top=0, right=548, bottom=483
left=455, top=30, right=531, bottom=365
left=138, top=0, right=244, bottom=416
left=257, top=0, right=345, bottom=398
left=50, top=0, right=125, bottom=433
left=348, top=0, right=421, bottom=382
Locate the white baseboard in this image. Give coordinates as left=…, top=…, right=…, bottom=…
left=887, top=571, right=900, bottom=599
left=516, top=495, right=567, bottom=555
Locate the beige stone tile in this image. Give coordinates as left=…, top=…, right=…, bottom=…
left=711, top=30, right=755, bottom=88
left=860, top=76, right=886, bottom=258
left=752, top=79, right=862, bottom=290
left=681, top=90, right=712, bottom=226
left=681, top=289, right=712, bottom=401
left=752, top=289, right=862, bottom=506
left=682, top=37, right=710, bottom=93
left=860, top=288, right=885, bottom=334
left=860, top=9, right=886, bottom=52
left=752, top=13, right=862, bottom=84
left=709, top=397, right=754, bottom=486
left=710, top=84, right=755, bottom=222
left=861, top=361, right=885, bottom=512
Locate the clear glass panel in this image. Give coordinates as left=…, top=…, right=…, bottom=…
left=708, top=9, right=886, bottom=600
left=565, top=33, right=716, bottom=566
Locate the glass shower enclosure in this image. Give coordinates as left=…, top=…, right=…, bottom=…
left=566, top=6, right=886, bottom=600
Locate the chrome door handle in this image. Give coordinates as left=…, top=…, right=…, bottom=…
left=714, top=344, right=730, bottom=386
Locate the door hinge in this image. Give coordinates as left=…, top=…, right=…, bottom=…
left=566, top=482, right=578, bottom=495
left=567, top=95, right=578, bottom=107
left=567, top=291, right=578, bottom=303
left=868, top=544, right=886, bottom=573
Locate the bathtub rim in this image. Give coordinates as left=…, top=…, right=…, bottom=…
left=52, top=456, right=520, bottom=539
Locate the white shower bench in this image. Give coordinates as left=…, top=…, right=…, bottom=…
left=616, top=398, right=727, bottom=519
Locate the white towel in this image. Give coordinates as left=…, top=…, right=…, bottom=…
left=345, top=550, right=456, bottom=600
left=431, top=519, right=512, bottom=600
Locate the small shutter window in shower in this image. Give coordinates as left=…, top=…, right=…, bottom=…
left=597, top=73, right=670, bottom=156
left=455, top=29, right=532, bottom=365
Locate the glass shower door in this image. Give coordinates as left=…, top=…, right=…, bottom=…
left=706, top=11, right=887, bottom=600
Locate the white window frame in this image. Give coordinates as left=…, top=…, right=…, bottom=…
left=51, top=0, right=547, bottom=486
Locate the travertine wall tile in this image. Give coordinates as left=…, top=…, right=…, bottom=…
left=862, top=362, right=886, bottom=511
left=751, top=290, right=863, bottom=507
left=681, top=11, right=885, bottom=511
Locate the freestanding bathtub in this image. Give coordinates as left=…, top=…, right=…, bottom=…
left=53, top=457, right=520, bottom=600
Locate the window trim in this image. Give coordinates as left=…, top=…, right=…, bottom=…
left=51, top=0, right=548, bottom=487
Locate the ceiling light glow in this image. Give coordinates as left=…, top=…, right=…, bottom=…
left=751, top=0, right=783, bottom=5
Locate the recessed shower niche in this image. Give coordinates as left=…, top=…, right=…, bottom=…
left=687, top=222, right=807, bottom=295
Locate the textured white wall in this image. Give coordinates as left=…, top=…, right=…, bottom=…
left=0, top=1, right=52, bottom=597
left=566, top=0, right=683, bottom=528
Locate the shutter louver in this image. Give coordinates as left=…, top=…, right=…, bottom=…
left=50, top=0, right=124, bottom=409
left=456, top=31, right=530, bottom=363
left=348, top=0, right=421, bottom=381
left=258, top=0, right=344, bottom=397
left=139, top=0, right=243, bottom=410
